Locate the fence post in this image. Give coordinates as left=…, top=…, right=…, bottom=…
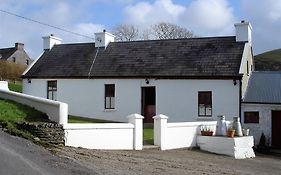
left=153, top=114, right=168, bottom=150
left=128, top=114, right=144, bottom=150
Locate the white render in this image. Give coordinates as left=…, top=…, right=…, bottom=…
left=42, top=35, right=62, bottom=50
left=153, top=114, right=218, bottom=150
left=241, top=103, right=281, bottom=146
left=234, top=21, right=252, bottom=45
left=197, top=136, right=255, bottom=159
left=64, top=114, right=143, bottom=150
left=94, top=31, right=115, bottom=48
left=0, top=88, right=68, bottom=124
left=0, top=81, right=9, bottom=91
left=23, top=78, right=240, bottom=122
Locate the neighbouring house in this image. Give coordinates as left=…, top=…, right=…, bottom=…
left=242, top=71, right=281, bottom=148
left=22, top=21, right=254, bottom=123
left=0, top=43, right=31, bottom=66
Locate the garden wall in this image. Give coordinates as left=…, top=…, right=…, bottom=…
left=0, top=84, right=68, bottom=125
left=64, top=114, right=144, bottom=150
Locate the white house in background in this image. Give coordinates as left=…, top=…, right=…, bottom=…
left=242, top=71, right=281, bottom=148
left=22, top=21, right=254, bottom=123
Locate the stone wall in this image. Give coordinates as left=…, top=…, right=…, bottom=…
left=18, top=122, right=64, bottom=146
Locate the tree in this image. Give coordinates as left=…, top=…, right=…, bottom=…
left=112, top=24, right=139, bottom=41
left=151, top=22, right=195, bottom=40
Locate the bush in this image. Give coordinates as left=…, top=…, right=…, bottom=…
left=0, top=60, right=27, bottom=82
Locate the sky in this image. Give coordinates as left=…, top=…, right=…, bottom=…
left=0, top=0, right=280, bottom=59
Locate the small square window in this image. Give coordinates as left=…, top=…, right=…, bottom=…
left=244, top=112, right=259, bottom=123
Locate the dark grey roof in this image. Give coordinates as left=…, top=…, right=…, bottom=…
left=23, top=36, right=245, bottom=79
left=243, top=71, right=281, bottom=104
left=0, top=47, right=15, bottom=60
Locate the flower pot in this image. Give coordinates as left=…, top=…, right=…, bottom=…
left=227, top=130, right=235, bottom=138
left=201, top=131, right=213, bottom=136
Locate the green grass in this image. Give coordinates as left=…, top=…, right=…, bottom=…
left=255, top=48, right=281, bottom=71
left=68, top=115, right=114, bottom=123
left=8, top=83, right=22, bottom=93
left=0, top=98, right=46, bottom=139
left=144, top=128, right=154, bottom=145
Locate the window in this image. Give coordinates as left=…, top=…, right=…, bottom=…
left=105, top=84, right=115, bottom=109
left=13, top=57, right=16, bottom=62
left=47, top=80, right=57, bottom=100
left=198, top=91, right=212, bottom=116
left=26, top=59, right=29, bottom=65
left=244, top=112, right=259, bottom=123
left=247, top=61, right=249, bottom=75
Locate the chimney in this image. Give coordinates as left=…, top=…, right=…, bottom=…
left=94, top=30, right=115, bottom=48
left=15, top=43, right=24, bottom=50
left=42, top=34, right=62, bottom=51
left=234, top=20, right=252, bottom=45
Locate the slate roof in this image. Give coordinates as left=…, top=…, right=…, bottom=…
left=243, top=71, right=281, bottom=104
left=0, top=47, right=15, bottom=60
left=23, top=36, right=245, bottom=79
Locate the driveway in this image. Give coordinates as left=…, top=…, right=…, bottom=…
left=56, top=145, right=281, bottom=175
left=0, top=130, right=95, bottom=175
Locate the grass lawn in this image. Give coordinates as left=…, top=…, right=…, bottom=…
left=8, top=83, right=22, bottom=93
left=68, top=115, right=113, bottom=123
left=0, top=98, right=45, bottom=138
left=143, top=128, right=154, bottom=145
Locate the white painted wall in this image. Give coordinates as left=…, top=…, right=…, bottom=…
left=23, top=78, right=240, bottom=122
left=154, top=114, right=217, bottom=150
left=241, top=103, right=281, bottom=146
left=0, top=89, right=68, bottom=124
left=64, top=114, right=143, bottom=150
left=0, top=81, right=9, bottom=91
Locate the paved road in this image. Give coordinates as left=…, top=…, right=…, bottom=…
left=0, top=130, right=96, bottom=175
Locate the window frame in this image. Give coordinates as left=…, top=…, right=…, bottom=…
left=198, top=91, right=212, bottom=117
left=104, top=84, right=115, bottom=109
left=47, top=80, right=57, bottom=100
left=244, top=111, right=259, bottom=123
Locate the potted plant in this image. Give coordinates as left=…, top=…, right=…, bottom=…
left=200, top=125, right=213, bottom=136
left=227, top=127, right=235, bottom=138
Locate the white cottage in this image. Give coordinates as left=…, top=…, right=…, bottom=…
left=22, top=21, right=254, bottom=123
left=242, top=71, right=281, bottom=148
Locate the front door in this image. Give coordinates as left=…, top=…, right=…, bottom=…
left=272, top=111, right=281, bottom=148
left=141, top=87, right=156, bottom=123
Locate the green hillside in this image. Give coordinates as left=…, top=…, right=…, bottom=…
left=255, top=48, right=281, bottom=71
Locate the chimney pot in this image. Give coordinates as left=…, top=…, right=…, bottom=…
left=103, top=29, right=106, bottom=33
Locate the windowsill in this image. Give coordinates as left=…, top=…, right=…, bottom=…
left=103, top=109, right=116, bottom=112
left=196, top=117, right=215, bottom=121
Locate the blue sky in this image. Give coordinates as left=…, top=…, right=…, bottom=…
left=0, top=0, right=281, bottom=59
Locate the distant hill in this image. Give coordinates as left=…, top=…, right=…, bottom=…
left=255, top=49, right=281, bottom=71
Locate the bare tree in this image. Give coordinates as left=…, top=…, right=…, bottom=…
left=151, top=22, right=195, bottom=39
left=112, top=24, right=139, bottom=41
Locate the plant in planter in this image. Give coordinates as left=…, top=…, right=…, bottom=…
left=200, top=125, right=213, bottom=136
left=227, top=127, right=235, bottom=138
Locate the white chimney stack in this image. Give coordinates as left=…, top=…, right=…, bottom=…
left=42, top=34, right=62, bottom=51
left=94, top=30, right=115, bottom=48
left=234, top=20, right=252, bottom=45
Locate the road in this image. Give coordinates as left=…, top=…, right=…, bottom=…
left=0, top=130, right=96, bottom=175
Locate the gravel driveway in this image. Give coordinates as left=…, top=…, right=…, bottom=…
left=55, top=146, right=281, bottom=175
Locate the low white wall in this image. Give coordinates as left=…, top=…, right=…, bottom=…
left=64, top=123, right=134, bottom=150
left=0, top=89, right=68, bottom=124
left=0, top=81, right=9, bottom=91
left=64, top=114, right=144, bottom=150
left=154, top=114, right=218, bottom=150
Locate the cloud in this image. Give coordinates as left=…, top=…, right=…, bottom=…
left=0, top=0, right=105, bottom=59
left=124, top=0, right=236, bottom=36
left=241, top=0, right=281, bottom=54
